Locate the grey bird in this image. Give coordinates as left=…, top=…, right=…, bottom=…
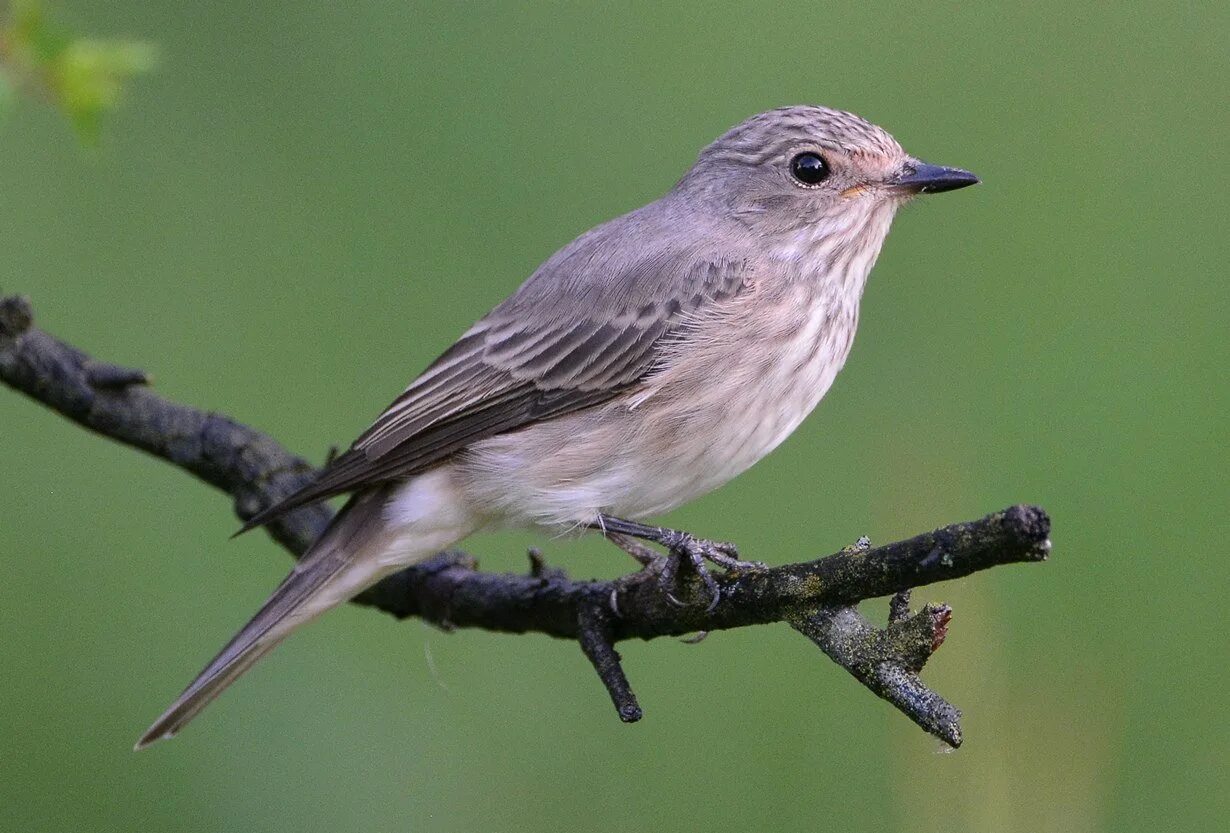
left=136, top=105, right=978, bottom=748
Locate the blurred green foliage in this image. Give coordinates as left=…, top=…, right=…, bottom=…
left=0, top=0, right=154, bottom=142
left=0, top=1, right=1226, bottom=832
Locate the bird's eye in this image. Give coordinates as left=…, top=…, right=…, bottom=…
left=790, top=152, right=830, bottom=186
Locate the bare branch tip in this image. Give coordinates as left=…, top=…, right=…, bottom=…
left=1005, top=504, right=1052, bottom=557
left=527, top=547, right=546, bottom=576
left=928, top=604, right=952, bottom=653
left=578, top=598, right=642, bottom=723
left=888, top=590, right=912, bottom=624
left=85, top=362, right=151, bottom=389
left=0, top=294, right=34, bottom=340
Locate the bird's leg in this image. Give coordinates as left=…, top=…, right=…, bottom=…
left=589, top=515, right=766, bottom=611
left=604, top=532, right=660, bottom=568
left=600, top=532, right=667, bottom=617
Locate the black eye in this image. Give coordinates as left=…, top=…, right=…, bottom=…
left=790, top=152, right=830, bottom=186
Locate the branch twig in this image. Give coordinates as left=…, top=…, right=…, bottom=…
left=0, top=294, right=1051, bottom=746
left=791, top=601, right=961, bottom=746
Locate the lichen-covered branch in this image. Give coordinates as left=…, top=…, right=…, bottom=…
left=790, top=592, right=962, bottom=746
left=0, top=294, right=1051, bottom=746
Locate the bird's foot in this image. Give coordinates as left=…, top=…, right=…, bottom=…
left=655, top=531, right=766, bottom=611
left=593, top=516, right=766, bottom=613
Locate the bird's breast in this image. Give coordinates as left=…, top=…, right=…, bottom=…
left=705, top=287, right=858, bottom=463
left=610, top=283, right=860, bottom=513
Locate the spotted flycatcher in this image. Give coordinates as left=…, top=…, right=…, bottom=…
left=137, top=105, right=978, bottom=747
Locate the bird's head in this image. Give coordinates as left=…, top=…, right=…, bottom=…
left=674, top=105, right=978, bottom=253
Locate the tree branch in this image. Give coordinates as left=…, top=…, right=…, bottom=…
left=0, top=294, right=1051, bottom=746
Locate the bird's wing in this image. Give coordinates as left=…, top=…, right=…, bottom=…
left=239, top=215, right=749, bottom=532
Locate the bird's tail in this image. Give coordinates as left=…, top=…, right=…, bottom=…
left=135, top=487, right=402, bottom=750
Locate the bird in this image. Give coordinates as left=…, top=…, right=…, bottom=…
left=136, top=104, right=978, bottom=748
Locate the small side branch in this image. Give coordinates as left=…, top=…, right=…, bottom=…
left=0, top=294, right=1052, bottom=744
left=791, top=601, right=961, bottom=747
left=577, top=594, right=642, bottom=723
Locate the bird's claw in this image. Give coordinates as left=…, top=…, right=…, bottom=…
left=697, top=538, right=766, bottom=572
left=661, top=531, right=765, bottom=572
left=654, top=532, right=763, bottom=612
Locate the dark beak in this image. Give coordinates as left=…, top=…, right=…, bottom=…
left=890, top=161, right=980, bottom=194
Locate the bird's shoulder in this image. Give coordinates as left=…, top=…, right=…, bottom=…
left=490, top=198, right=754, bottom=323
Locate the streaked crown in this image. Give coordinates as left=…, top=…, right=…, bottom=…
left=699, top=105, right=904, bottom=167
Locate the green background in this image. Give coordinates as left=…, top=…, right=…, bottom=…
left=2, top=1, right=1226, bottom=831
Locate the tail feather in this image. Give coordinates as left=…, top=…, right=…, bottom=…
left=136, top=488, right=394, bottom=750
left=134, top=642, right=279, bottom=750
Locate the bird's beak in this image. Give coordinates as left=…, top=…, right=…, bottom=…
left=889, top=161, right=980, bottom=195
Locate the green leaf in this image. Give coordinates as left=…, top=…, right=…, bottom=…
left=53, top=38, right=158, bottom=143
left=0, top=1, right=157, bottom=143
